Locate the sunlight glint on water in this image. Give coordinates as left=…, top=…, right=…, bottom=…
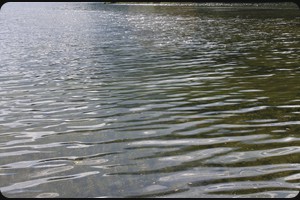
left=0, top=2, right=300, bottom=198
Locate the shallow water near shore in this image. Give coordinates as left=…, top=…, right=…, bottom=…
left=0, top=2, right=300, bottom=198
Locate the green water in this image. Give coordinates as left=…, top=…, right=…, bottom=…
left=0, top=2, right=299, bottom=198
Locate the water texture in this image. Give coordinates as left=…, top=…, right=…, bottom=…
left=0, top=2, right=300, bottom=198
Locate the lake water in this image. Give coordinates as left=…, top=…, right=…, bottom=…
left=0, top=2, right=300, bottom=198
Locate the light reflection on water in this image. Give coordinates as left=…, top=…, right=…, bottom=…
left=0, top=2, right=300, bottom=198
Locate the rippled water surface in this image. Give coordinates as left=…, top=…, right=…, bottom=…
left=1, top=2, right=300, bottom=198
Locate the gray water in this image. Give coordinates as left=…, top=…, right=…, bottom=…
left=0, top=2, right=300, bottom=198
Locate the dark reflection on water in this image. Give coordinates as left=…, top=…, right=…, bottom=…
left=0, top=2, right=300, bottom=198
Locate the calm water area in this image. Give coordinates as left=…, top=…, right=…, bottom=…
left=0, top=2, right=300, bottom=198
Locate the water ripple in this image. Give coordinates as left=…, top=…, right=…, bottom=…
left=1, top=2, right=300, bottom=198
